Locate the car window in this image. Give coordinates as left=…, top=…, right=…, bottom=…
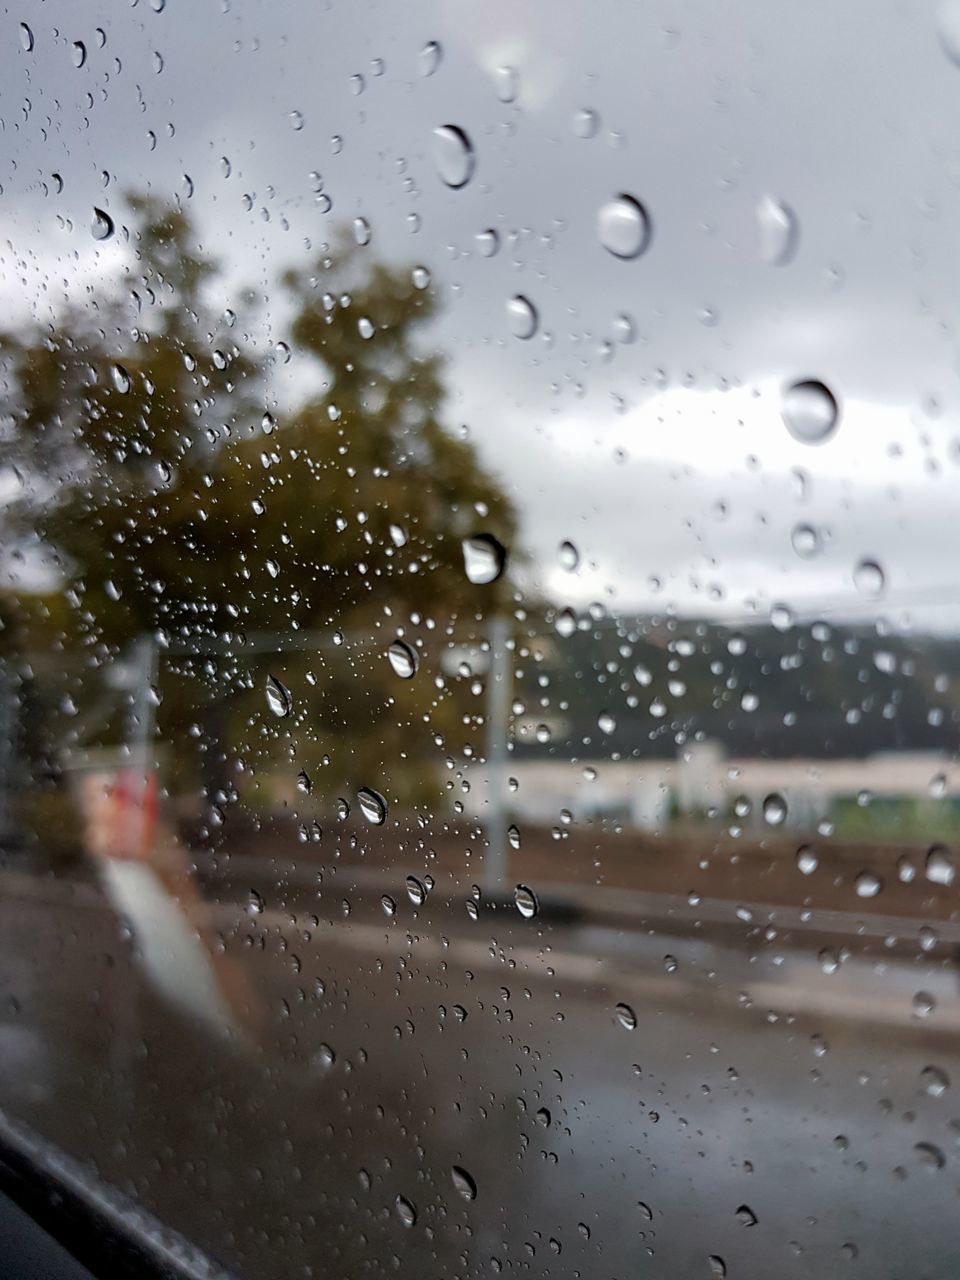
left=2, top=3, right=960, bottom=1277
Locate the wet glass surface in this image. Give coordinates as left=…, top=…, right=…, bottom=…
left=2, top=2, right=960, bottom=1276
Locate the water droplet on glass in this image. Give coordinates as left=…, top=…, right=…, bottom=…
left=476, top=228, right=499, bottom=257
left=597, top=711, right=616, bottom=734
left=781, top=379, right=839, bottom=444
left=91, top=207, right=115, bottom=241
left=406, top=875, right=426, bottom=906
left=914, top=991, right=936, bottom=1019
left=418, top=40, right=442, bottom=76
left=395, top=1195, right=417, bottom=1227
left=387, top=639, right=419, bottom=679
left=597, top=194, right=651, bottom=259
left=756, top=195, right=799, bottom=266
left=615, top=1002, right=637, bottom=1030
left=555, top=608, right=577, bottom=638
left=352, top=216, right=371, bottom=246
left=559, top=539, right=580, bottom=570
left=265, top=675, right=292, bottom=718
left=381, top=894, right=397, bottom=917
left=791, top=523, right=821, bottom=559
left=854, top=871, right=882, bottom=898
left=111, top=364, right=131, bottom=394
left=708, top=1258, right=727, bottom=1279
left=926, top=845, right=955, bottom=886
left=514, top=884, right=539, bottom=919
left=507, top=294, right=538, bottom=339
left=72, top=40, right=86, bottom=68
left=736, top=1205, right=758, bottom=1228
left=493, top=65, right=518, bottom=102
left=853, top=558, right=885, bottom=599
left=914, top=1141, right=946, bottom=1171
left=247, top=888, right=264, bottom=916
left=297, top=770, right=312, bottom=794
left=572, top=107, right=600, bottom=138
left=19, top=23, right=33, bottom=53
left=336, top=797, right=350, bottom=820
left=432, top=124, right=475, bottom=188
left=507, top=825, right=521, bottom=850
left=466, top=899, right=479, bottom=922
left=921, top=1065, right=950, bottom=1097
left=411, top=265, right=431, bottom=289
left=451, top=1166, right=477, bottom=1201
left=357, top=316, right=375, bottom=340
left=462, top=534, right=506, bottom=584
left=289, top=109, right=304, bottom=131
left=938, top=1, right=960, bottom=66
left=796, top=845, right=818, bottom=875
left=358, top=787, right=387, bottom=826
left=762, top=793, right=787, bottom=826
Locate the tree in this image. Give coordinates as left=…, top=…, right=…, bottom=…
left=0, top=198, right=517, bottom=818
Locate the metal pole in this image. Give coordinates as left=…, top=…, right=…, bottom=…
left=483, top=616, right=512, bottom=895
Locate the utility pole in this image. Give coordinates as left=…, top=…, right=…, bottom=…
left=483, top=615, right=512, bottom=895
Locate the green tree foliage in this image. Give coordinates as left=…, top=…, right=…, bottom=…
left=0, top=197, right=517, bottom=813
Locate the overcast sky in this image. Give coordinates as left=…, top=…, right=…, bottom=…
left=4, top=0, right=960, bottom=630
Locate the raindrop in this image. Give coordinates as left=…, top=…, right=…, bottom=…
left=395, top=1195, right=417, bottom=1227
left=796, top=845, right=818, bottom=875
left=612, top=313, right=636, bottom=344
left=597, top=194, right=651, bottom=259
left=736, top=1205, right=758, bottom=1228
left=572, top=107, right=600, bottom=138
left=708, top=1259, right=727, bottom=1279
left=637, top=1201, right=653, bottom=1221
left=19, top=23, right=33, bottom=53
left=762, top=793, right=787, bottom=826
left=615, top=1002, right=637, bottom=1031
left=91, top=207, right=115, bottom=241
left=853, top=558, right=885, bottom=599
left=507, top=825, right=521, bottom=850
left=756, top=195, right=799, bottom=265
left=111, top=364, right=132, bottom=394
left=781, top=379, right=839, bottom=445
left=791, top=523, right=821, bottom=559
left=451, top=1166, right=477, bottom=1201
left=493, top=65, right=518, bottom=102
left=921, top=1065, right=949, bottom=1097
left=939, top=1, right=960, bottom=66
left=352, top=216, right=371, bottom=246
left=411, top=265, right=431, bottom=289
left=432, top=125, right=475, bottom=188
left=381, top=894, right=397, bottom=917
left=247, top=888, right=264, bottom=916
left=476, top=228, right=499, bottom=257
left=466, top=899, right=479, bottom=922
left=462, top=534, right=506, bottom=585
left=555, top=608, right=577, bottom=638
left=914, top=991, right=936, bottom=1019
left=926, top=845, right=955, bottom=886
left=265, top=675, right=292, bottom=718
left=387, top=639, right=419, bottom=679
left=297, top=770, right=312, bottom=794
left=854, top=871, right=882, bottom=898
left=72, top=41, right=86, bottom=68
left=405, top=876, right=426, bottom=906
left=914, top=1142, right=946, bottom=1171
left=357, top=316, right=375, bottom=340
left=289, top=109, right=304, bottom=131
left=336, top=798, right=350, bottom=820
left=559, top=540, right=580, bottom=570
left=506, top=294, right=538, bottom=339
left=597, top=711, right=616, bottom=734
left=358, top=787, right=387, bottom=826
left=514, top=884, right=539, bottom=919
left=418, top=40, right=442, bottom=76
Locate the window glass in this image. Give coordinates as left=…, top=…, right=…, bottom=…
left=2, top=3, right=960, bottom=1277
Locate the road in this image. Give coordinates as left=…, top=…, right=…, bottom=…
left=0, top=860, right=958, bottom=1280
